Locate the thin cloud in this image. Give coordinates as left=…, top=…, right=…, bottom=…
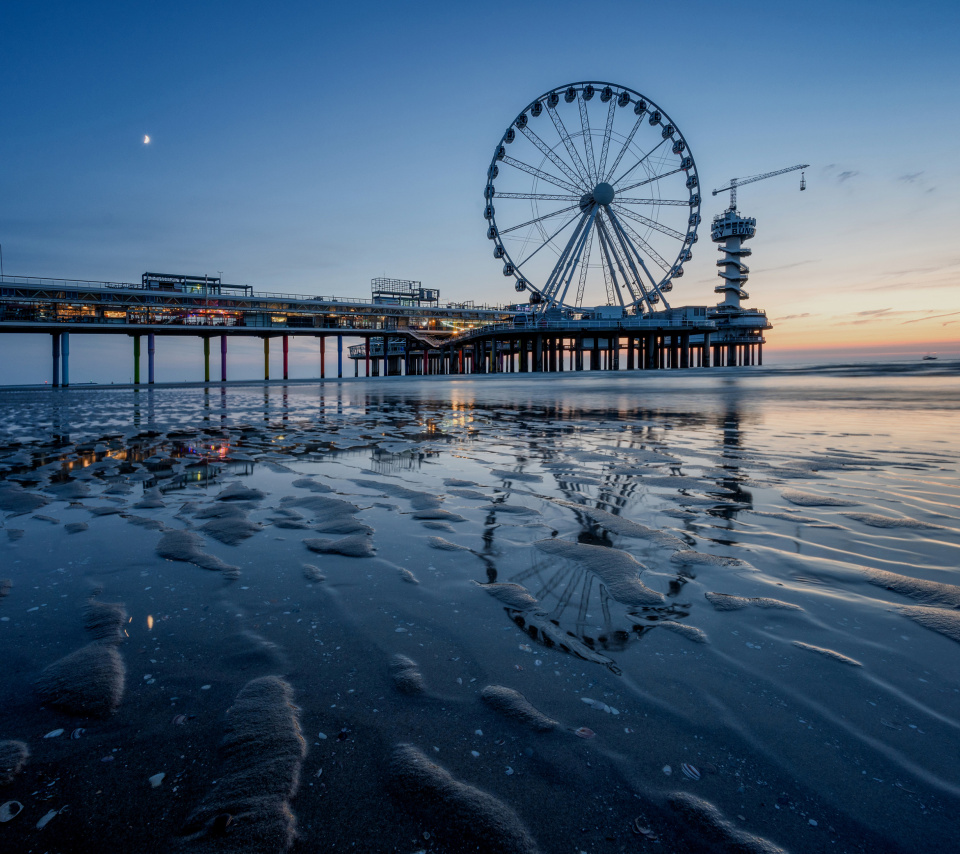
left=902, top=310, right=960, bottom=325
left=775, top=312, right=814, bottom=321
left=837, top=170, right=858, bottom=183
left=751, top=260, right=818, bottom=274
left=898, top=172, right=924, bottom=183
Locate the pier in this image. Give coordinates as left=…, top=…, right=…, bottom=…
left=0, top=273, right=769, bottom=385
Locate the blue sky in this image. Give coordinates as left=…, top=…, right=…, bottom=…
left=2, top=0, right=958, bottom=382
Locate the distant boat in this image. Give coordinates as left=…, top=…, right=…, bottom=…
left=922, top=354, right=937, bottom=361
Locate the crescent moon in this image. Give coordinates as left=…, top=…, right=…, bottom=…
left=143, top=135, right=150, bottom=144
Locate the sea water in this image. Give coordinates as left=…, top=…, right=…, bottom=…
left=0, top=363, right=957, bottom=853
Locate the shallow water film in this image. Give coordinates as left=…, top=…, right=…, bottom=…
left=1, top=367, right=958, bottom=854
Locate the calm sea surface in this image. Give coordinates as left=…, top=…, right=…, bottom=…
left=0, top=364, right=958, bottom=853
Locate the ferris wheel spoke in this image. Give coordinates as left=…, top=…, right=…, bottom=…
left=610, top=214, right=670, bottom=273
left=577, top=93, right=597, bottom=184
left=574, top=227, right=595, bottom=308
left=616, top=197, right=689, bottom=206
left=498, top=203, right=581, bottom=237
left=611, top=137, right=667, bottom=186
left=500, top=155, right=583, bottom=195
left=546, top=104, right=591, bottom=186
left=518, top=125, right=586, bottom=190
left=617, top=167, right=685, bottom=195
left=495, top=192, right=581, bottom=201
left=514, top=209, right=584, bottom=268
left=595, top=217, right=630, bottom=307
left=606, top=207, right=672, bottom=310
left=594, top=221, right=621, bottom=306
left=541, top=210, right=591, bottom=304
left=603, top=114, right=643, bottom=183
left=612, top=204, right=686, bottom=241
left=600, top=211, right=646, bottom=306
left=596, top=97, right=618, bottom=182
left=554, top=209, right=597, bottom=308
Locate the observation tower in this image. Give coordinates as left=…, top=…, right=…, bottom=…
left=711, top=209, right=756, bottom=310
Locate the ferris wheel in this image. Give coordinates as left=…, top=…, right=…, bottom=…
left=484, top=82, right=701, bottom=314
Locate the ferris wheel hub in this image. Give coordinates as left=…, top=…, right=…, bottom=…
left=592, top=182, right=615, bottom=206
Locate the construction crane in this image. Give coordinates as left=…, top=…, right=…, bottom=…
left=712, top=164, right=809, bottom=210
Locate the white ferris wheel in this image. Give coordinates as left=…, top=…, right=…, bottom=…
left=484, top=81, right=701, bottom=314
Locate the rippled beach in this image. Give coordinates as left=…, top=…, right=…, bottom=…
left=0, top=364, right=958, bottom=853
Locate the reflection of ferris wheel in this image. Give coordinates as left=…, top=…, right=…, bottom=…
left=485, top=82, right=701, bottom=314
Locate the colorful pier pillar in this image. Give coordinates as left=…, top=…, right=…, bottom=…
left=282, top=335, right=289, bottom=380
left=221, top=335, right=228, bottom=382
left=61, top=332, right=70, bottom=387
left=134, top=335, right=141, bottom=385
left=52, top=332, right=61, bottom=387
left=203, top=337, right=210, bottom=382
left=147, top=333, right=155, bottom=384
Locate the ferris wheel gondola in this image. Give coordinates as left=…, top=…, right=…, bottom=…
left=485, top=81, right=701, bottom=314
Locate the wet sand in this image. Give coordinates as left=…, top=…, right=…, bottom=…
left=0, top=365, right=958, bottom=852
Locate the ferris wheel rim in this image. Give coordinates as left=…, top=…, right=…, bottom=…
left=485, top=81, right=701, bottom=314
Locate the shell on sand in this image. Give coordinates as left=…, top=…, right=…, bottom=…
left=36, top=642, right=126, bottom=717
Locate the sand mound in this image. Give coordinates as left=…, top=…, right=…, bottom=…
left=671, top=550, right=747, bottom=568
left=83, top=599, right=128, bottom=643
left=781, top=490, right=857, bottom=507
left=291, top=478, right=332, bottom=493
left=428, top=536, right=472, bottom=552
left=157, top=530, right=240, bottom=576
left=389, top=654, right=426, bottom=695
left=201, top=517, right=264, bottom=546
left=669, top=792, right=786, bottom=854
left=302, top=564, right=325, bottom=583
left=0, top=484, right=48, bottom=515
left=480, top=685, right=558, bottom=732
left=534, top=539, right=663, bottom=606
left=216, top=483, right=267, bottom=502
left=350, top=478, right=442, bottom=510
left=133, top=488, right=165, bottom=509
left=899, top=606, right=960, bottom=643
left=36, top=643, right=126, bottom=717
left=0, top=740, right=29, bottom=785
left=844, top=512, right=940, bottom=530
left=304, top=535, right=375, bottom=558
left=862, top=568, right=960, bottom=608
left=658, top=621, right=708, bottom=644
left=479, top=504, right=540, bottom=516
left=413, top=508, right=466, bottom=522
left=705, top=592, right=803, bottom=612
left=179, top=676, right=306, bottom=853
left=792, top=641, right=862, bottom=666
left=390, top=743, right=540, bottom=854
left=476, top=582, right=538, bottom=611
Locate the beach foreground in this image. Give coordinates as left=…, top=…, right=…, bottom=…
left=0, top=366, right=958, bottom=853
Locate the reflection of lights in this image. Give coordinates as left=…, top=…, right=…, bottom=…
left=147, top=614, right=154, bottom=630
